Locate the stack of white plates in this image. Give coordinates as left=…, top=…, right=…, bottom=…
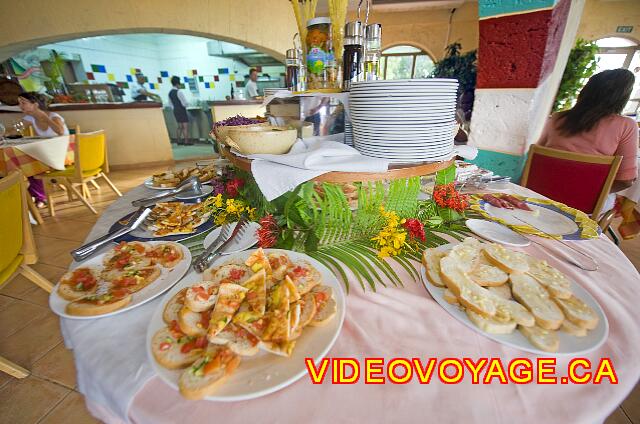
left=344, top=120, right=354, bottom=147
left=349, top=79, right=459, bottom=163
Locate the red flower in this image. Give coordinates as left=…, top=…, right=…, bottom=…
left=403, top=218, right=426, bottom=242
left=432, top=183, right=469, bottom=212
left=256, top=214, right=280, bottom=248
left=225, top=178, right=245, bottom=198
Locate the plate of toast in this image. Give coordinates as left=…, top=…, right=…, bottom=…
left=421, top=238, right=608, bottom=355
left=146, top=248, right=345, bottom=401
left=50, top=241, right=191, bottom=319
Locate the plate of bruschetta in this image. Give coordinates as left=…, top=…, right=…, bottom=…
left=50, top=241, right=191, bottom=319
left=421, top=237, right=608, bottom=355
left=146, top=248, right=345, bottom=401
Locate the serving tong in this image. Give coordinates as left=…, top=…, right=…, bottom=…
left=132, top=176, right=203, bottom=208
left=193, top=219, right=249, bottom=273
left=71, top=207, right=152, bottom=262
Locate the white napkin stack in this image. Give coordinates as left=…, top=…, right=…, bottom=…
left=248, top=134, right=389, bottom=200
left=14, top=135, right=70, bottom=170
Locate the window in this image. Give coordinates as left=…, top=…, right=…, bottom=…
left=381, top=45, right=435, bottom=80
left=595, top=37, right=640, bottom=114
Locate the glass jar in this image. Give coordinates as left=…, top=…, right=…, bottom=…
left=306, top=17, right=332, bottom=90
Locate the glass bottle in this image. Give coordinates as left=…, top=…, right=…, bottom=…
left=364, top=24, right=382, bottom=81
left=285, top=48, right=300, bottom=91
left=342, top=21, right=364, bottom=91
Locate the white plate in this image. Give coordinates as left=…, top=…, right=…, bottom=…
left=49, top=241, right=191, bottom=320
left=144, top=178, right=173, bottom=190
left=483, top=203, right=579, bottom=236
left=465, top=219, right=531, bottom=247
left=203, top=221, right=261, bottom=254
left=352, top=121, right=457, bottom=130
left=354, top=143, right=452, bottom=153
left=421, top=244, right=608, bottom=356
left=146, top=248, right=346, bottom=401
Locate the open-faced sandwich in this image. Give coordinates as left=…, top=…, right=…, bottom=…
left=151, top=248, right=337, bottom=400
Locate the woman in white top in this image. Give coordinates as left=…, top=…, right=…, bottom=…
left=17, top=92, right=70, bottom=207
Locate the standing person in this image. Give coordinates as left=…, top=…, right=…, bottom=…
left=537, top=69, right=637, bottom=208
left=169, top=76, right=192, bottom=145
left=17, top=92, right=70, bottom=208
left=130, top=73, right=161, bottom=102
left=244, top=68, right=259, bottom=99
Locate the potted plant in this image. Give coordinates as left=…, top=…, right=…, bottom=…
left=553, top=39, right=599, bottom=111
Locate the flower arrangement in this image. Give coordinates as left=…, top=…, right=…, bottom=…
left=433, top=183, right=469, bottom=212
left=371, top=207, right=409, bottom=258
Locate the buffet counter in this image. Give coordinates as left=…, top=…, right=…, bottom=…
left=0, top=102, right=174, bottom=169
left=209, top=99, right=266, bottom=123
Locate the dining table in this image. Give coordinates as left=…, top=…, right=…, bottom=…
left=58, top=180, right=640, bottom=424
left=0, top=135, right=73, bottom=177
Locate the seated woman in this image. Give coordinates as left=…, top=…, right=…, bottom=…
left=17, top=92, right=70, bottom=208
left=537, top=69, right=638, bottom=198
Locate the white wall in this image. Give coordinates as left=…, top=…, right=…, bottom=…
left=38, top=34, right=283, bottom=105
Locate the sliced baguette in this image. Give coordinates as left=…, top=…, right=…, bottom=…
left=298, top=293, right=317, bottom=327
left=208, top=323, right=260, bottom=356
left=185, top=281, right=219, bottom=313
left=519, top=325, right=560, bottom=352
left=439, top=256, right=497, bottom=316
left=146, top=242, right=184, bottom=268
left=206, top=261, right=252, bottom=285
left=526, top=259, right=572, bottom=299
left=493, top=298, right=535, bottom=327
left=448, top=237, right=481, bottom=273
left=554, top=295, right=599, bottom=330
left=443, top=289, right=459, bottom=305
left=57, top=267, right=101, bottom=301
left=259, top=340, right=297, bottom=357
left=163, top=288, right=187, bottom=324
left=487, top=284, right=512, bottom=300
left=510, top=274, right=564, bottom=330
left=560, top=320, right=588, bottom=337
left=286, top=261, right=322, bottom=295
left=466, top=309, right=517, bottom=334
left=422, top=249, right=446, bottom=287
left=178, top=307, right=208, bottom=337
left=309, top=285, right=336, bottom=326
left=483, top=244, right=529, bottom=274
left=66, top=292, right=132, bottom=316
left=151, top=327, right=203, bottom=369
left=207, top=283, right=248, bottom=340
left=178, top=346, right=240, bottom=400
left=469, top=263, right=509, bottom=287
left=108, top=266, right=161, bottom=293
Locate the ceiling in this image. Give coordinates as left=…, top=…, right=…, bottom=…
left=317, top=0, right=471, bottom=13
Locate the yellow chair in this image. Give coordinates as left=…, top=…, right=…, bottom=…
left=38, top=129, right=122, bottom=215
left=0, top=170, right=54, bottom=378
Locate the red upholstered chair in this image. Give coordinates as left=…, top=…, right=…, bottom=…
left=520, top=145, right=622, bottom=222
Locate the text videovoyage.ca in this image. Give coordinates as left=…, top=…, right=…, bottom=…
left=305, top=357, right=618, bottom=385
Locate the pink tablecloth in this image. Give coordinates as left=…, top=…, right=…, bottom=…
left=82, top=233, right=640, bottom=424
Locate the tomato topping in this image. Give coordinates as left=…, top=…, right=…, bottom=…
left=246, top=291, right=257, bottom=300
left=159, top=342, right=171, bottom=351
left=181, top=340, right=196, bottom=353
left=71, top=269, right=96, bottom=290
left=115, top=241, right=127, bottom=251
left=229, top=268, right=246, bottom=281
left=134, top=244, right=145, bottom=254
left=112, top=288, right=130, bottom=298
left=169, top=320, right=183, bottom=336
left=220, top=278, right=232, bottom=285
left=145, top=249, right=161, bottom=258
left=194, top=336, right=207, bottom=348
left=199, top=311, right=211, bottom=328
left=292, top=266, right=308, bottom=277
left=192, top=286, right=209, bottom=300
left=114, top=276, right=137, bottom=287
left=314, top=291, right=328, bottom=303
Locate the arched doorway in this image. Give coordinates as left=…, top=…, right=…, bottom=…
left=380, top=45, right=435, bottom=80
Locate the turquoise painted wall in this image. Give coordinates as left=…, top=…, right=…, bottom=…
left=479, top=0, right=554, bottom=18
left=469, top=149, right=526, bottom=182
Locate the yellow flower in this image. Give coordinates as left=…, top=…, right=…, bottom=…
left=372, top=207, right=408, bottom=258
left=214, top=212, right=228, bottom=225
left=213, top=194, right=223, bottom=208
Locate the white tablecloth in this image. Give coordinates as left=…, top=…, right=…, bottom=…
left=1, top=135, right=70, bottom=170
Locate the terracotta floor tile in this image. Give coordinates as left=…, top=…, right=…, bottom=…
left=0, top=375, right=69, bottom=424
left=0, top=311, right=63, bottom=368
left=32, top=342, right=77, bottom=389
left=0, top=294, right=15, bottom=312
left=39, top=391, right=99, bottom=424
left=0, top=299, right=49, bottom=339
left=605, top=407, right=632, bottom=424
left=33, top=235, right=78, bottom=268
left=622, top=382, right=640, bottom=424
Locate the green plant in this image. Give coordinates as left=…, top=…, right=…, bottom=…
left=553, top=39, right=599, bottom=112
left=430, top=42, right=477, bottom=94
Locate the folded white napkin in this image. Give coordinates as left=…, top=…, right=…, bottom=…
left=248, top=135, right=389, bottom=200
left=14, top=135, right=70, bottom=170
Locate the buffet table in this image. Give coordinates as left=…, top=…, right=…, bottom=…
left=61, top=182, right=640, bottom=424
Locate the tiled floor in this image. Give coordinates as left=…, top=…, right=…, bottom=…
left=0, top=164, right=638, bottom=423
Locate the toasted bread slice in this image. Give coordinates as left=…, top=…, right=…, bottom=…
left=439, top=256, right=497, bottom=316
left=268, top=253, right=292, bottom=281
left=487, top=284, right=512, bottom=300
left=493, top=297, right=535, bottom=327
left=209, top=261, right=252, bottom=286
left=146, top=242, right=184, bottom=268
left=179, top=346, right=240, bottom=400
left=234, top=270, right=267, bottom=324
left=526, top=259, right=572, bottom=299
left=163, top=288, right=187, bottom=324
left=510, top=274, right=564, bottom=330
left=208, top=323, right=260, bottom=356
left=560, top=319, right=588, bottom=337
left=554, top=295, right=599, bottom=330
left=259, top=340, right=297, bottom=357
left=207, top=283, right=248, bottom=340
left=443, top=289, right=459, bottom=305
left=288, top=302, right=303, bottom=340
left=309, top=285, right=336, bottom=326
left=286, top=261, right=321, bottom=295
left=185, top=281, right=219, bottom=313
left=466, top=309, right=517, bottom=334
left=283, top=275, right=301, bottom=302
left=65, top=291, right=132, bottom=316
left=298, top=293, right=317, bottom=327
left=108, top=266, right=161, bottom=293
left=519, top=325, right=560, bottom=352
left=103, top=242, right=153, bottom=271
left=422, top=249, right=446, bottom=287
left=245, top=248, right=273, bottom=275
left=151, top=327, right=204, bottom=369
left=178, top=307, right=209, bottom=337
left=448, top=237, right=481, bottom=273
left=57, top=267, right=101, bottom=301
left=469, top=263, right=509, bottom=287
left=483, top=244, right=529, bottom=274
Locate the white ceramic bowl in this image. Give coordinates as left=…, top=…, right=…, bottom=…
left=226, top=126, right=297, bottom=155
left=213, top=122, right=269, bottom=142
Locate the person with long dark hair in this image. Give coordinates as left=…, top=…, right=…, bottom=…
left=537, top=69, right=638, bottom=193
